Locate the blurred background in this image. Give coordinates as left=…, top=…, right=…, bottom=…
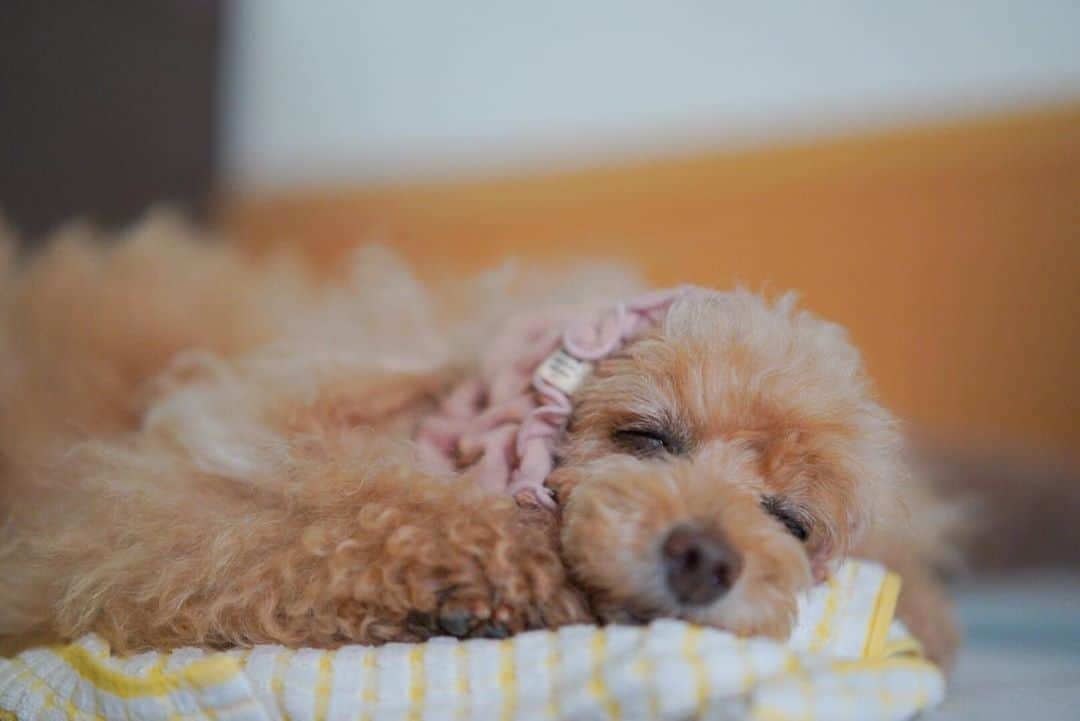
left=2, top=2, right=1079, bottom=716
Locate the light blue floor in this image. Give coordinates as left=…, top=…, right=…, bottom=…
left=926, top=571, right=1080, bottom=720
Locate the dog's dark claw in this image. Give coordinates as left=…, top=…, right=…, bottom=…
left=477, top=622, right=509, bottom=639
left=405, top=611, right=439, bottom=636
left=438, top=610, right=474, bottom=637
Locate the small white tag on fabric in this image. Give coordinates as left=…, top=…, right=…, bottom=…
left=536, top=348, right=594, bottom=396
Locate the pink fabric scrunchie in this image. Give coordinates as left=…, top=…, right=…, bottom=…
left=415, top=286, right=692, bottom=509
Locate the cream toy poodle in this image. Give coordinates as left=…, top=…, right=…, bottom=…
left=0, top=215, right=958, bottom=666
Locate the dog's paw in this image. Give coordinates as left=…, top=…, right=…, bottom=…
left=400, top=519, right=590, bottom=640
left=353, top=499, right=590, bottom=643
left=406, top=582, right=544, bottom=638
left=407, top=587, right=530, bottom=639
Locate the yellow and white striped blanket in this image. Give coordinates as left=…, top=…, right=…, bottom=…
left=0, top=560, right=943, bottom=721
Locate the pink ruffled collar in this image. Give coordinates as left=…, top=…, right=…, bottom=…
left=415, top=287, right=692, bottom=509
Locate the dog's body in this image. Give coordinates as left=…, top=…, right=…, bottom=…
left=0, top=216, right=959, bottom=666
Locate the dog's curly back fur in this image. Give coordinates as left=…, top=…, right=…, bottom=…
left=0, top=213, right=638, bottom=650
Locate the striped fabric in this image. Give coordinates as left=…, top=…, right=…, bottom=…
left=0, top=560, right=943, bottom=721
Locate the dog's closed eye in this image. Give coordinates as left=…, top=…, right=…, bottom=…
left=613, top=427, right=681, bottom=457
left=761, top=496, right=811, bottom=542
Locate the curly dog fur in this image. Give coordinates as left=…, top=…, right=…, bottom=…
left=0, top=213, right=959, bottom=666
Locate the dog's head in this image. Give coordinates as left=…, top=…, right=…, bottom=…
left=548, top=289, right=904, bottom=638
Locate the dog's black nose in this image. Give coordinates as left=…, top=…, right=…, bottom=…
left=662, top=524, right=741, bottom=605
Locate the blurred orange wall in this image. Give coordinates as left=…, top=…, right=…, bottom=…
left=225, top=106, right=1080, bottom=455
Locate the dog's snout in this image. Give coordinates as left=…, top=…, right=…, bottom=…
left=662, top=524, right=741, bottom=605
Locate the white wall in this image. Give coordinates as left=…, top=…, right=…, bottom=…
left=222, top=1, right=1080, bottom=192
